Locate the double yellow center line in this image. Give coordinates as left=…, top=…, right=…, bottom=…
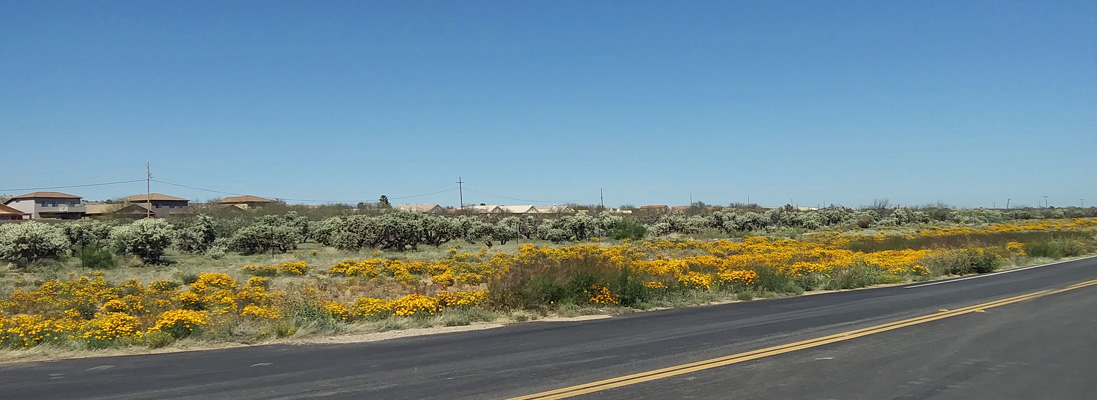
left=509, top=278, right=1097, bottom=400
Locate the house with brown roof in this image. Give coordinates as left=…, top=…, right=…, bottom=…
left=394, top=203, right=446, bottom=214
left=217, top=195, right=278, bottom=210
left=122, top=193, right=190, bottom=218
left=84, top=203, right=153, bottom=219
left=3, top=192, right=86, bottom=219
left=0, top=203, right=29, bottom=220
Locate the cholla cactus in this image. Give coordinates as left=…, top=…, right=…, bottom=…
left=109, top=219, right=174, bottom=264
left=0, top=222, right=71, bottom=267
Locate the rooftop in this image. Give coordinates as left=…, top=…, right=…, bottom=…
left=8, top=191, right=81, bottom=200
left=122, top=193, right=189, bottom=202
left=218, top=195, right=277, bottom=204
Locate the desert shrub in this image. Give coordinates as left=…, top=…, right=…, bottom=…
left=61, top=220, right=113, bottom=251
left=109, top=219, right=174, bottom=264
left=78, top=244, right=115, bottom=269
left=309, top=217, right=343, bottom=246
left=1027, top=239, right=1092, bottom=259
left=0, top=222, right=71, bottom=267
left=921, top=249, right=1002, bottom=275
left=610, top=268, right=649, bottom=307
left=610, top=218, right=648, bottom=240
left=227, top=224, right=299, bottom=255
left=173, top=214, right=217, bottom=254
left=824, top=266, right=885, bottom=290
left=753, top=265, right=797, bottom=293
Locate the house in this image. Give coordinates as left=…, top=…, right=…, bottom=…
left=639, top=205, right=669, bottom=212
left=0, top=203, right=28, bottom=220
left=670, top=205, right=691, bottom=213
left=499, top=205, right=539, bottom=214
left=122, top=193, right=190, bottom=218
left=466, top=205, right=503, bottom=214
left=84, top=203, right=153, bottom=219
left=217, top=195, right=278, bottom=210
left=3, top=192, right=86, bottom=219
left=394, top=203, right=446, bottom=214
left=537, top=205, right=575, bottom=214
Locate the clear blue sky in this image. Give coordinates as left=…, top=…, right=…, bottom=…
left=2, top=1, right=1094, bottom=208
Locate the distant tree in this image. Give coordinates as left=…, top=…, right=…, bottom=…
left=379, top=195, right=392, bottom=209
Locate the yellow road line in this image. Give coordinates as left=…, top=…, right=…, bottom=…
left=509, top=278, right=1097, bottom=400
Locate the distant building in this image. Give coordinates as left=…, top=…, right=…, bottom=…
left=537, top=205, right=575, bottom=214
left=394, top=203, right=447, bottom=214
left=122, top=193, right=190, bottom=218
left=216, top=195, right=278, bottom=210
left=466, top=205, right=504, bottom=214
left=84, top=203, right=153, bottom=219
left=499, top=205, right=539, bottom=214
left=3, top=192, right=86, bottom=219
left=670, top=205, right=691, bottom=212
left=0, top=203, right=29, bottom=220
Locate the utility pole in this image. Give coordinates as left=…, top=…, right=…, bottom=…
left=689, top=193, right=692, bottom=206
left=456, top=177, right=464, bottom=211
left=600, top=188, right=604, bottom=210
left=1044, top=195, right=1049, bottom=208
left=146, top=163, right=152, bottom=219
left=1006, top=198, right=1011, bottom=209
left=1082, top=199, right=1085, bottom=208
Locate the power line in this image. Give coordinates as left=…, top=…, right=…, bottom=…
left=1, top=179, right=146, bottom=192
left=463, top=188, right=598, bottom=204
left=151, top=179, right=459, bottom=204
left=388, top=188, right=458, bottom=200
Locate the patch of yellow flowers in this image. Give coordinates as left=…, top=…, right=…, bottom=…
left=1, top=218, right=1092, bottom=350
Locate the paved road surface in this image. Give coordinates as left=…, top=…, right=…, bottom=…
left=1, top=256, right=1094, bottom=399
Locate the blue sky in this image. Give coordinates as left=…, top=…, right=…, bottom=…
left=2, top=1, right=1094, bottom=208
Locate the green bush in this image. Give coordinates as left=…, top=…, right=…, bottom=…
left=78, top=245, right=115, bottom=269
left=922, top=249, right=1002, bottom=275
left=824, top=266, right=884, bottom=290
left=611, top=268, right=649, bottom=307
left=753, top=265, right=796, bottom=293
left=610, top=218, right=648, bottom=241
left=143, top=331, right=174, bottom=348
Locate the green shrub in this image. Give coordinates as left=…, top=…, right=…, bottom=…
left=610, top=218, right=648, bottom=241
left=754, top=265, right=795, bottom=293
left=824, top=266, right=883, bottom=290
left=78, top=245, right=115, bottom=269
left=520, top=276, right=568, bottom=306
left=143, top=331, right=174, bottom=348
left=922, top=249, right=1002, bottom=275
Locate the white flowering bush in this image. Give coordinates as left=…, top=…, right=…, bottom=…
left=110, top=219, right=174, bottom=264
left=0, top=222, right=71, bottom=267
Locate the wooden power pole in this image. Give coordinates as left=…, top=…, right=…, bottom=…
left=146, top=163, right=152, bottom=219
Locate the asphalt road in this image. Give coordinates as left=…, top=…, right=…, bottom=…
left=2, top=256, right=1095, bottom=400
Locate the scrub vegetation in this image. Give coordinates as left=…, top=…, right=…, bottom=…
left=1, top=204, right=1095, bottom=356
